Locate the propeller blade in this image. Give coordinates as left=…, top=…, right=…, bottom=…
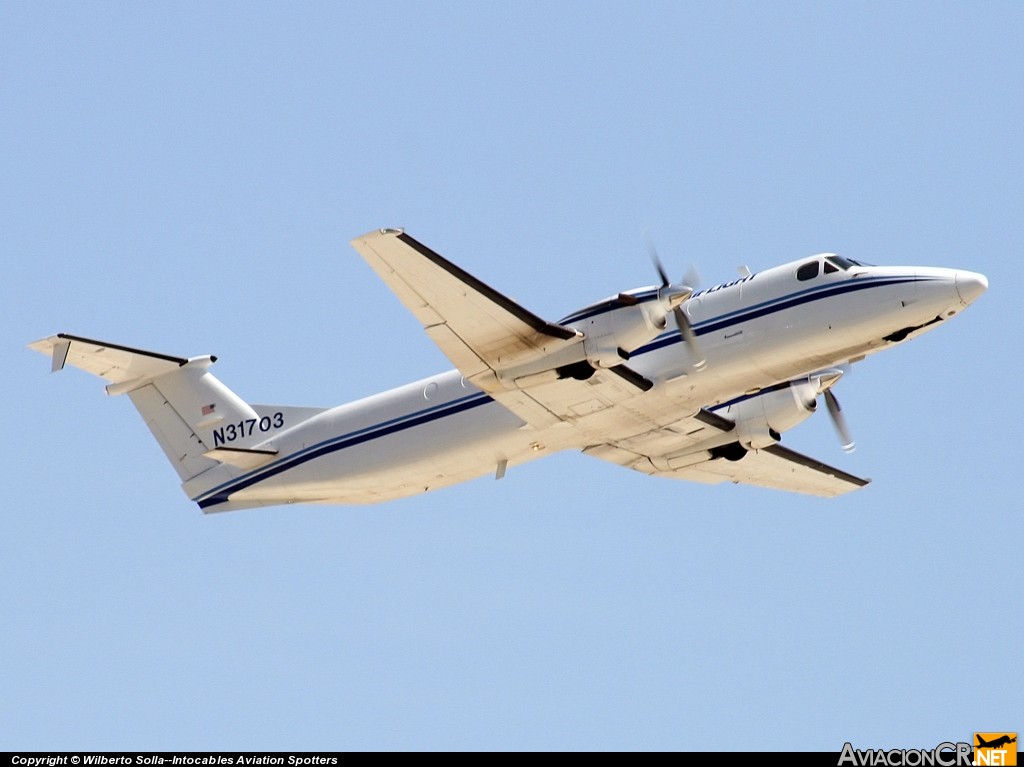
left=643, top=230, right=671, bottom=287
left=650, top=251, right=671, bottom=287
left=642, top=229, right=704, bottom=371
left=824, top=389, right=855, bottom=453
left=683, top=264, right=702, bottom=291
left=673, top=306, right=706, bottom=371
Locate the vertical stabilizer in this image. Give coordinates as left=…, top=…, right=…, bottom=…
left=27, top=335, right=320, bottom=498
left=126, top=362, right=261, bottom=481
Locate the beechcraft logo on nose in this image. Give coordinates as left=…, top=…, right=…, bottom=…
left=975, top=733, right=1017, bottom=766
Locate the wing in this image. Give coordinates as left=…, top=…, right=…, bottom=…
left=665, top=444, right=869, bottom=497
left=351, top=229, right=655, bottom=430
left=351, top=229, right=580, bottom=380
left=585, top=409, right=870, bottom=497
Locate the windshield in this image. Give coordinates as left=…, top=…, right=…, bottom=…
left=826, top=255, right=873, bottom=270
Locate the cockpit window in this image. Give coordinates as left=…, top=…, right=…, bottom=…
left=824, top=260, right=839, bottom=274
left=826, top=255, right=873, bottom=270
left=796, top=261, right=819, bottom=281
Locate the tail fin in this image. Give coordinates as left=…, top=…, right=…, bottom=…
left=28, top=334, right=322, bottom=502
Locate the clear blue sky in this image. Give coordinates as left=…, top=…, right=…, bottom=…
left=3, top=1, right=1020, bottom=751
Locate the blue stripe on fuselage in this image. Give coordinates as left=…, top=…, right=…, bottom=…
left=195, top=392, right=493, bottom=508
left=639, top=274, right=924, bottom=354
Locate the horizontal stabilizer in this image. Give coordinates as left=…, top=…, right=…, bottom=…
left=29, top=333, right=188, bottom=388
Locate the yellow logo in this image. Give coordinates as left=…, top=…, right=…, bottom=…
left=975, top=734, right=1017, bottom=766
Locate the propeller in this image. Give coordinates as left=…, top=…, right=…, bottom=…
left=644, top=235, right=706, bottom=371
left=824, top=388, right=856, bottom=453
left=793, top=370, right=856, bottom=453
left=799, top=369, right=855, bottom=453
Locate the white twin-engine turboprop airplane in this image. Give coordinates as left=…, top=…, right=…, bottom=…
left=30, top=229, right=988, bottom=512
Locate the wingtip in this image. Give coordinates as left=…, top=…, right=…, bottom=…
left=26, top=334, right=70, bottom=371
left=351, top=227, right=405, bottom=245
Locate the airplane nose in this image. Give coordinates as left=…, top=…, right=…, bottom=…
left=955, top=271, right=989, bottom=306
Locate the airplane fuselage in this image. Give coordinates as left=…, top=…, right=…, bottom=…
left=191, top=255, right=985, bottom=510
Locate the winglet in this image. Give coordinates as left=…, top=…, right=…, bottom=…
left=51, top=339, right=70, bottom=372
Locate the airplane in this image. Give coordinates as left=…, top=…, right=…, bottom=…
left=976, top=735, right=1016, bottom=750
left=28, top=228, right=988, bottom=513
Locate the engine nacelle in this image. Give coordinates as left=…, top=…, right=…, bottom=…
left=719, top=383, right=817, bottom=450
left=579, top=299, right=669, bottom=368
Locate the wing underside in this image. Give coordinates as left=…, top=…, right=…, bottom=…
left=665, top=444, right=869, bottom=497
left=350, top=229, right=578, bottom=380
left=585, top=409, right=869, bottom=497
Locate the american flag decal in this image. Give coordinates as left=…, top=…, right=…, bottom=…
left=201, top=404, right=216, bottom=416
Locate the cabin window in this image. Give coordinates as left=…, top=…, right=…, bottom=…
left=796, top=261, right=819, bottom=281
